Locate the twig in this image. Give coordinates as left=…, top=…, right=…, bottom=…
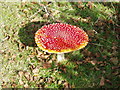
left=43, top=5, right=56, bottom=21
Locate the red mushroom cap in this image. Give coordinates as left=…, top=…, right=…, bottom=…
left=35, top=23, right=88, bottom=53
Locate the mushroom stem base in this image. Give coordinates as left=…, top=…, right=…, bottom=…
left=57, top=53, right=65, bottom=62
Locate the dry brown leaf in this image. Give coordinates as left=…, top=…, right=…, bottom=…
left=108, top=19, right=114, bottom=24
left=39, top=78, right=45, bottom=83
left=82, top=49, right=91, bottom=56
left=78, top=1, right=83, bottom=4
left=112, top=46, right=117, bottom=50
left=102, top=70, right=106, bottom=74
left=37, top=51, right=43, bottom=56
left=51, top=10, right=60, bottom=16
left=112, top=66, right=119, bottom=70
left=24, top=72, right=30, bottom=80
left=33, top=76, right=39, bottom=81
left=63, top=82, right=69, bottom=88
left=112, top=50, right=117, bottom=55
left=47, top=78, right=53, bottom=84
left=78, top=5, right=84, bottom=8
left=95, top=53, right=100, bottom=57
left=19, top=79, right=24, bottom=85
left=94, top=66, right=100, bottom=71
left=113, top=71, right=119, bottom=76
left=19, top=43, right=25, bottom=50
left=85, top=57, right=91, bottom=62
left=55, top=19, right=62, bottom=23
left=12, top=54, right=16, bottom=59
left=24, top=83, right=29, bottom=88
left=31, top=17, right=41, bottom=22
left=0, top=50, right=5, bottom=54
left=77, top=2, right=84, bottom=9
left=97, top=61, right=103, bottom=64
left=100, top=76, right=105, bottom=86
left=12, top=83, right=17, bottom=87
left=109, top=58, right=118, bottom=65
left=18, top=71, right=24, bottom=78
left=29, top=55, right=34, bottom=58
left=87, top=1, right=93, bottom=9
left=41, top=55, right=50, bottom=59
left=105, top=79, right=112, bottom=85
left=58, top=80, right=62, bottom=85
left=90, top=60, right=97, bottom=65
left=103, top=56, right=107, bottom=59
left=32, top=68, right=39, bottom=74
left=87, top=30, right=95, bottom=36
left=43, top=13, right=49, bottom=19
left=42, top=62, right=52, bottom=69
left=59, top=66, right=67, bottom=73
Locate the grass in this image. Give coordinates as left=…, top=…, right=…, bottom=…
left=0, top=1, right=120, bottom=88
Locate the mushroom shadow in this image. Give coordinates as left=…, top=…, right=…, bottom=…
left=18, top=21, right=50, bottom=47
left=56, top=61, right=98, bottom=88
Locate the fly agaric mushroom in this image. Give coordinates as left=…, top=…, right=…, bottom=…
left=35, top=23, right=88, bottom=62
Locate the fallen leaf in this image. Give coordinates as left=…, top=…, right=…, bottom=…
left=109, top=58, right=118, bottom=65
left=43, top=13, right=49, bottom=19
left=90, top=60, right=97, bottom=65
left=77, top=1, right=84, bottom=9
left=33, top=76, right=39, bottom=81
left=12, top=83, right=17, bottom=87
left=19, top=79, right=24, bottom=85
left=112, top=66, right=120, bottom=70
left=24, top=72, right=30, bottom=80
left=42, top=62, right=52, bottom=69
left=112, top=71, right=119, bottom=76
left=103, top=56, right=107, bottom=59
left=31, top=17, right=41, bottom=22
left=101, top=70, right=106, bottom=74
left=85, top=57, right=91, bottom=62
left=87, top=1, right=93, bottom=9
left=97, top=61, right=103, bottom=64
left=0, top=50, right=5, bottom=54
left=18, top=71, right=24, bottom=78
left=24, top=83, right=29, bottom=88
left=12, top=54, right=17, bottom=60
left=39, top=78, right=45, bottom=83
left=87, top=30, right=95, bottom=36
left=105, top=79, right=112, bottom=85
left=59, top=65, right=67, bottom=73
left=32, top=68, right=39, bottom=74
left=112, top=50, right=117, bottom=56
left=37, top=51, right=43, bottom=57
left=19, top=43, right=26, bottom=50
left=95, top=53, right=100, bottom=57
left=58, top=80, right=62, bottom=85
left=63, top=82, right=69, bottom=88
left=41, top=54, right=50, bottom=59
left=94, top=66, right=100, bottom=71
left=100, top=76, right=105, bottom=86
left=47, top=78, right=53, bottom=84
left=51, top=10, right=60, bottom=16
left=55, top=19, right=62, bottom=23
left=78, top=1, right=83, bottom=4
left=108, top=19, right=114, bottom=24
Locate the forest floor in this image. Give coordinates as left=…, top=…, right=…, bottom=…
left=0, top=1, right=120, bottom=88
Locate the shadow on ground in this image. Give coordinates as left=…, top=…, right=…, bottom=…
left=18, top=21, right=51, bottom=47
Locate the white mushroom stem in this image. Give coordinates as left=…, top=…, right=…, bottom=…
left=57, top=53, right=65, bottom=62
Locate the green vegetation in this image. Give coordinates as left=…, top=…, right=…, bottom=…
left=0, top=2, right=119, bottom=88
